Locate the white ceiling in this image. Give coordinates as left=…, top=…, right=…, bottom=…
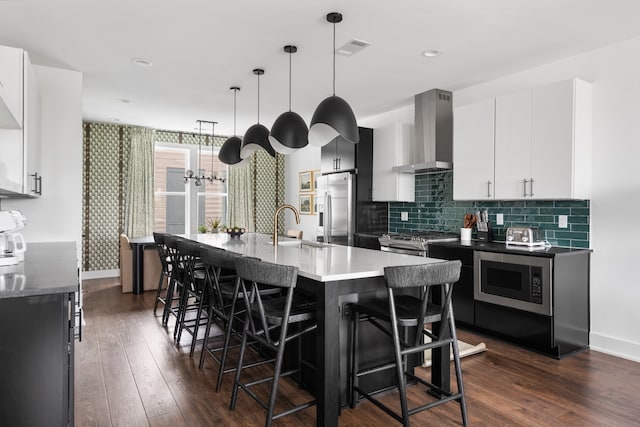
left=2, top=0, right=640, bottom=136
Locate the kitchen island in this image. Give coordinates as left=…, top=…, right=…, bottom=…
left=0, top=242, right=78, bottom=426
left=185, top=232, right=447, bottom=427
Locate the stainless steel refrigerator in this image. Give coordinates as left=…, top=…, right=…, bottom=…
left=316, top=171, right=354, bottom=246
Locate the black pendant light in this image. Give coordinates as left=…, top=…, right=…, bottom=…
left=240, top=68, right=275, bottom=158
left=269, top=45, right=308, bottom=154
left=219, top=87, right=250, bottom=167
left=308, top=12, right=359, bottom=147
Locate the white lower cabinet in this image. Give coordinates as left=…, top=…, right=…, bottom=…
left=372, top=123, right=415, bottom=202
left=453, top=78, right=591, bottom=201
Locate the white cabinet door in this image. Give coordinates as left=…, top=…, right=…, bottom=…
left=494, top=90, right=532, bottom=199
left=24, top=52, right=41, bottom=195
left=531, top=78, right=591, bottom=199
left=372, top=124, right=414, bottom=202
left=0, top=45, right=24, bottom=128
left=453, top=99, right=495, bottom=200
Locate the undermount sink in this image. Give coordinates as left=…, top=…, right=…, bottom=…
left=266, top=240, right=332, bottom=248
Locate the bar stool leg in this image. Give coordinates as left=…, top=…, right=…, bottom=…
left=230, top=314, right=251, bottom=411
left=350, top=310, right=361, bottom=408
left=449, top=305, right=469, bottom=426
left=216, top=279, right=242, bottom=392
left=198, top=302, right=215, bottom=369
left=265, top=327, right=289, bottom=427
left=389, top=300, right=410, bottom=427
left=153, top=269, right=166, bottom=315
left=189, top=285, right=208, bottom=357
left=162, top=276, right=176, bottom=326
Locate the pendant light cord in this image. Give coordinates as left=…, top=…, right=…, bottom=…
left=257, top=72, right=260, bottom=124
left=332, top=20, right=336, bottom=96
left=288, top=48, right=292, bottom=111
left=233, top=89, right=237, bottom=136
left=211, top=122, right=216, bottom=175
left=197, top=120, right=202, bottom=175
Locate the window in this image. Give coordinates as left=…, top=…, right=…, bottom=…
left=153, top=144, right=228, bottom=234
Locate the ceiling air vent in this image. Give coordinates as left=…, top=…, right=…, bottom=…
left=336, top=39, right=371, bottom=56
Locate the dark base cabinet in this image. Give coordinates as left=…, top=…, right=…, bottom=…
left=0, top=293, right=74, bottom=426
left=428, top=242, right=590, bottom=359
left=428, top=245, right=475, bottom=326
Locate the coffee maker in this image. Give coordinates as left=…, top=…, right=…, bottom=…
left=0, top=210, right=27, bottom=266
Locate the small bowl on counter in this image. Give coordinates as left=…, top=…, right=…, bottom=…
left=225, top=227, right=246, bottom=239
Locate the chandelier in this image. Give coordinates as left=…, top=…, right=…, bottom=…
left=184, top=120, right=226, bottom=185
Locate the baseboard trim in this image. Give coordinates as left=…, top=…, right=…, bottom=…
left=590, top=332, right=640, bottom=363
left=82, top=269, right=120, bottom=280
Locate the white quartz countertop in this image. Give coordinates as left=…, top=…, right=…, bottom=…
left=187, top=233, right=443, bottom=282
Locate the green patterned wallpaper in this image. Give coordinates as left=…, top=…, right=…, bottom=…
left=82, top=121, right=285, bottom=272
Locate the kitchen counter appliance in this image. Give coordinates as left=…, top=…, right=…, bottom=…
left=474, top=251, right=552, bottom=316
left=379, top=231, right=459, bottom=257
left=0, top=210, right=27, bottom=266
left=506, top=226, right=544, bottom=247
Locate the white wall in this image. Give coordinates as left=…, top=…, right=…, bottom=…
left=283, top=145, right=321, bottom=240
left=4, top=65, right=83, bottom=255
left=452, top=36, right=640, bottom=362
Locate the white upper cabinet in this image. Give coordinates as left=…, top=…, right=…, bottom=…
left=530, top=78, right=591, bottom=199
left=0, top=47, right=41, bottom=196
left=453, top=99, right=495, bottom=200
left=372, top=123, right=415, bottom=202
left=0, top=45, right=24, bottom=129
left=494, top=89, right=532, bottom=199
left=453, top=78, right=591, bottom=200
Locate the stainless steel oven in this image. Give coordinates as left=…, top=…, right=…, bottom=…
left=474, top=251, right=552, bottom=316
left=379, top=231, right=459, bottom=257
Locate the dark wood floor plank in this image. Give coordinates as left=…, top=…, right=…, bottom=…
left=75, top=279, right=640, bottom=427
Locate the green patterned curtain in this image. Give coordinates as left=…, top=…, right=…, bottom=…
left=228, top=159, right=254, bottom=231
left=227, top=151, right=285, bottom=233
left=124, top=127, right=155, bottom=237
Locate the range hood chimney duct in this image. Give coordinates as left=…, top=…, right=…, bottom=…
left=392, top=88, right=453, bottom=173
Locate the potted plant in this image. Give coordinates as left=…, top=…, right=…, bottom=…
left=208, top=217, right=221, bottom=233
left=198, top=224, right=208, bottom=234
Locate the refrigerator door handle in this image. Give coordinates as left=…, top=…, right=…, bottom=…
left=325, top=192, right=332, bottom=243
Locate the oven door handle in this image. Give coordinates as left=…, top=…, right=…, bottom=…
left=381, top=245, right=426, bottom=256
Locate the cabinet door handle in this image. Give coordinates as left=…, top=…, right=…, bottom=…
left=337, top=158, right=341, bottom=170
left=487, top=180, right=492, bottom=198
left=523, top=179, right=529, bottom=197
left=529, top=178, right=534, bottom=197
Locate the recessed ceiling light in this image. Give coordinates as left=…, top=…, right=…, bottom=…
left=132, top=57, right=153, bottom=67
left=108, top=117, right=121, bottom=122
left=422, top=50, right=441, bottom=58
left=116, top=98, right=131, bottom=104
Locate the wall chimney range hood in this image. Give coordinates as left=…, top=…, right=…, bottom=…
left=392, top=88, right=453, bottom=173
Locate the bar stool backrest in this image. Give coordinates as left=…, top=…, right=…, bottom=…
left=384, top=260, right=461, bottom=289
left=200, top=245, right=238, bottom=271
left=235, top=257, right=298, bottom=290
left=153, top=232, right=170, bottom=271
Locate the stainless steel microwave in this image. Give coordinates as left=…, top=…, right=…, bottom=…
left=474, top=251, right=552, bottom=316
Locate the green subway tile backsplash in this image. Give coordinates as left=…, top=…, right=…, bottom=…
left=389, top=171, right=590, bottom=248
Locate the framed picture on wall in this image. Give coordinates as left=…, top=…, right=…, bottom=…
left=299, top=171, right=313, bottom=192
left=299, top=194, right=313, bottom=214
left=313, top=195, right=318, bottom=215
left=312, top=170, right=320, bottom=192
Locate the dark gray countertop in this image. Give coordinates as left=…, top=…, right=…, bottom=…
left=428, top=239, right=592, bottom=258
left=0, top=241, right=78, bottom=299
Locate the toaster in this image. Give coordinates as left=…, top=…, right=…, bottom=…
left=505, top=227, right=544, bottom=246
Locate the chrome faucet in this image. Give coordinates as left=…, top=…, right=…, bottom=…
left=273, top=204, right=300, bottom=246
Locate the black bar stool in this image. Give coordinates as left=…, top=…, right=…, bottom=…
left=349, top=260, right=468, bottom=426
left=230, top=257, right=317, bottom=427
left=197, top=246, right=280, bottom=392
left=161, top=235, right=185, bottom=327
left=174, top=239, right=207, bottom=346
left=152, top=232, right=171, bottom=316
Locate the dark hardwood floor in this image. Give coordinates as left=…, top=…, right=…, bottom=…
left=75, top=278, right=640, bottom=426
